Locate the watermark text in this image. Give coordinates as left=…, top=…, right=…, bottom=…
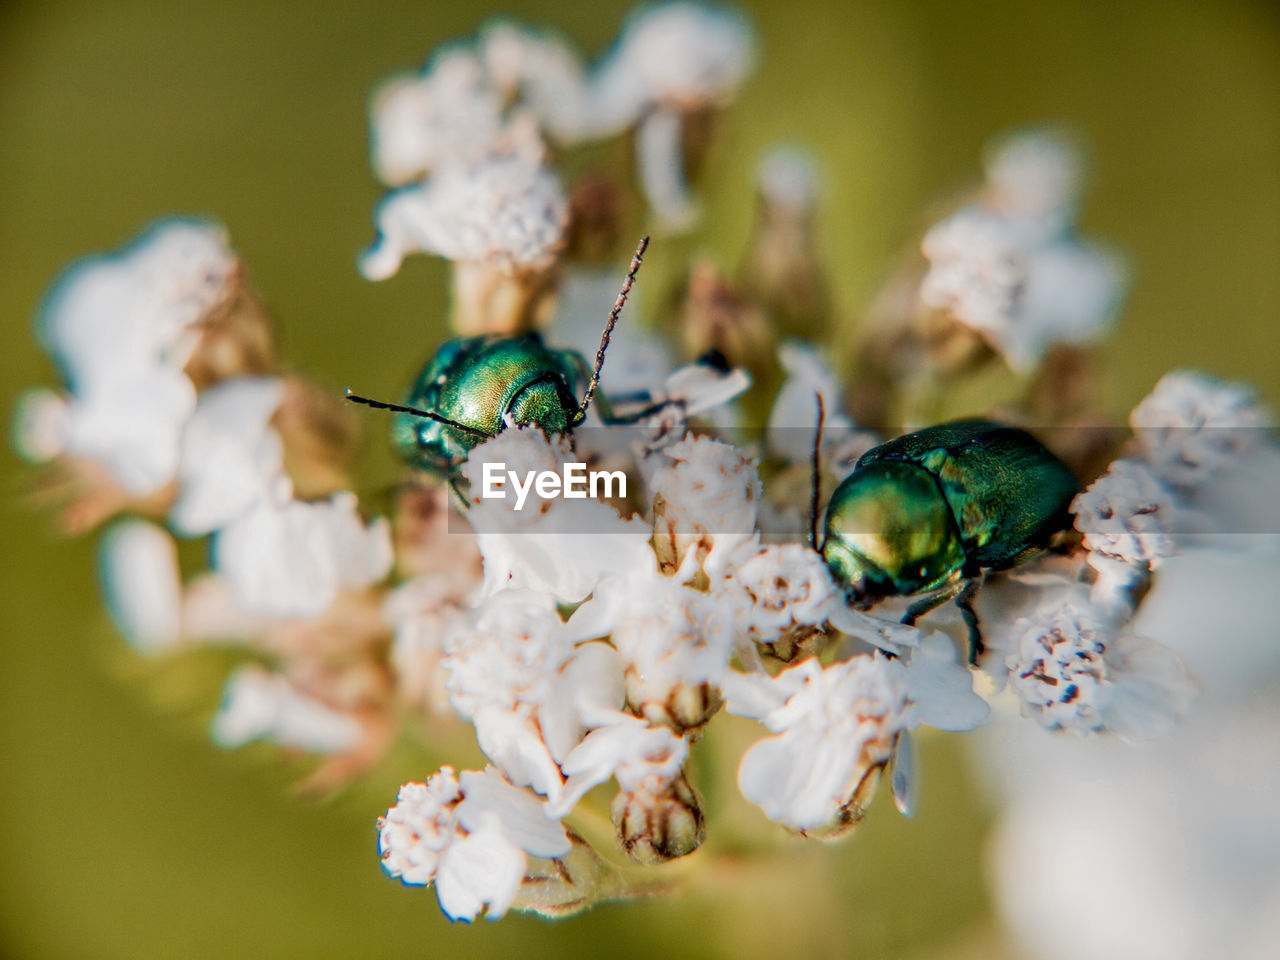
left=481, top=461, right=627, bottom=510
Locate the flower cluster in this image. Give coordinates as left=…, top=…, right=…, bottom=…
left=966, top=370, right=1279, bottom=738
left=918, top=129, right=1125, bottom=374
left=13, top=0, right=1277, bottom=931
left=17, top=219, right=396, bottom=790
left=1073, top=371, right=1278, bottom=598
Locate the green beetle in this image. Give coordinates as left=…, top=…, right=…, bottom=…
left=346, top=238, right=648, bottom=482
left=383, top=332, right=604, bottom=473
left=817, top=417, right=1080, bottom=661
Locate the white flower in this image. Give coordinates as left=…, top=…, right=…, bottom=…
left=1073, top=458, right=1180, bottom=568
left=30, top=219, right=238, bottom=495
left=460, top=426, right=655, bottom=604
left=647, top=434, right=762, bottom=582
left=99, top=519, right=183, bottom=653
left=920, top=206, right=1123, bottom=373
left=369, top=49, right=509, bottom=186
left=379, top=768, right=462, bottom=886
left=169, top=377, right=284, bottom=536
left=40, top=218, right=236, bottom=391
left=983, top=127, right=1083, bottom=240
left=443, top=589, right=572, bottom=722
left=1004, top=599, right=1193, bottom=739
left=443, top=589, right=609, bottom=800
left=569, top=571, right=735, bottom=727
left=361, top=155, right=567, bottom=280
left=1012, top=237, right=1124, bottom=370
left=60, top=365, right=197, bottom=495
left=378, top=766, right=569, bottom=922
left=550, top=714, right=688, bottom=817
left=213, top=481, right=392, bottom=620
left=479, top=21, right=594, bottom=144
left=920, top=207, right=1024, bottom=336
left=988, top=703, right=1280, bottom=960
left=1130, top=370, right=1273, bottom=490
left=587, top=3, right=753, bottom=227
left=590, top=2, right=756, bottom=130
left=765, top=341, right=857, bottom=464
left=210, top=665, right=363, bottom=753
left=723, top=543, right=838, bottom=643
left=722, top=654, right=908, bottom=831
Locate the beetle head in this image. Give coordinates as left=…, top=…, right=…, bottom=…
left=820, top=460, right=967, bottom=601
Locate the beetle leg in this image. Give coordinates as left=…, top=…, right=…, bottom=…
left=444, top=466, right=470, bottom=513
left=900, top=583, right=962, bottom=627
left=605, top=397, right=683, bottom=424
left=953, top=579, right=984, bottom=665
left=901, top=579, right=986, bottom=662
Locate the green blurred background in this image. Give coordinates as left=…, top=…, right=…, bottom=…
left=1, top=1, right=1277, bottom=957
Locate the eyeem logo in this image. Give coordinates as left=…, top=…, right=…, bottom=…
left=481, top=462, right=627, bottom=511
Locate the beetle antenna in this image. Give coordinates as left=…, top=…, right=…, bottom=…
left=344, top=389, right=491, bottom=439
left=576, top=235, right=649, bottom=423
left=809, top=392, right=825, bottom=550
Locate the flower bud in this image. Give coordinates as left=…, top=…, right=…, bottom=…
left=626, top=672, right=722, bottom=734
left=611, top=772, right=705, bottom=864
left=674, top=260, right=774, bottom=375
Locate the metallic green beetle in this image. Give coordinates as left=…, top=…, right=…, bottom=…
left=346, top=237, right=648, bottom=480
left=817, top=417, right=1080, bottom=661
left=383, top=332, right=601, bottom=474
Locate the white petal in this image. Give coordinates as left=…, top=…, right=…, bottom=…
left=1099, top=639, right=1196, bottom=741
left=1130, top=548, right=1280, bottom=696
left=738, top=731, right=848, bottom=831
left=170, top=377, right=285, bottom=536
left=827, top=603, right=923, bottom=652
left=456, top=769, right=569, bottom=859
left=660, top=361, right=751, bottom=418
left=209, top=666, right=362, bottom=753
left=63, top=366, right=197, bottom=495
left=549, top=267, right=670, bottom=397
left=568, top=641, right=626, bottom=727
left=471, top=707, right=565, bottom=804
left=891, top=729, right=916, bottom=817
left=904, top=632, right=991, bottom=732
left=99, top=520, right=182, bottom=652
left=766, top=341, right=855, bottom=463
left=635, top=106, right=697, bottom=230
left=552, top=716, right=686, bottom=816
left=436, top=827, right=525, bottom=922
left=11, top=388, right=69, bottom=462
left=720, top=669, right=793, bottom=722
left=213, top=488, right=391, bottom=620
left=472, top=501, right=656, bottom=605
